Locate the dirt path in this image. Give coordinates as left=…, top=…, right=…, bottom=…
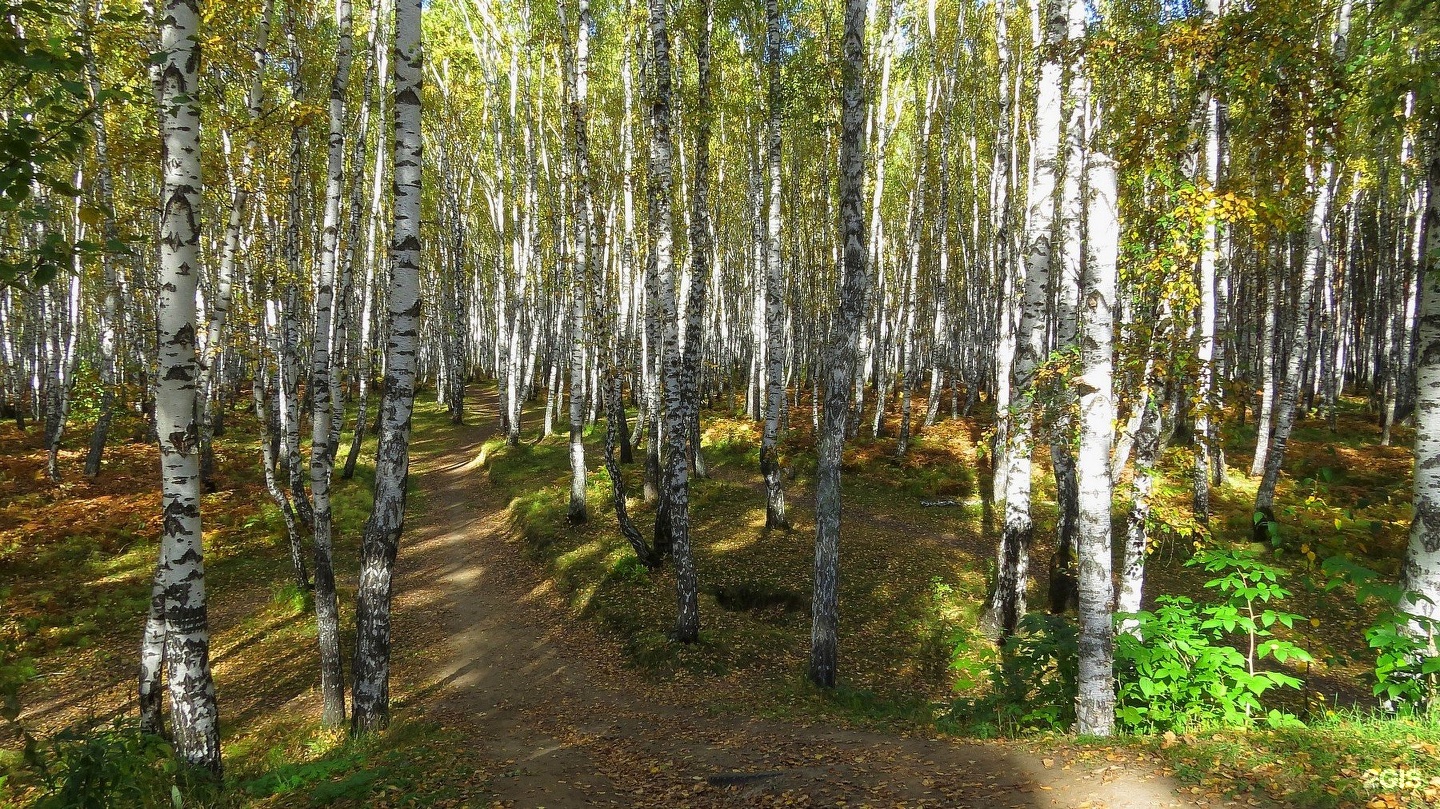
left=388, top=390, right=1244, bottom=809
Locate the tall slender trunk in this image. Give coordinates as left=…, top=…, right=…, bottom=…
left=661, top=0, right=712, bottom=642
left=343, top=1, right=391, bottom=480
left=1254, top=0, right=1352, bottom=514
left=44, top=272, right=80, bottom=482
left=253, top=320, right=309, bottom=591
left=309, top=0, right=354, bottom=728
left=152, top=0, right=220, bottom=770
left=759, top=0, right=789, bottom=529
left=280, top=74, right=314, bottom=529
left=1193, top=4, right=1223, bottom=522
left=648, top=0, right=677, bottom=560
left=351, top=0, right=421, bottom=734
left=1048, top=14, right=1087, bottom=613
left=1399, top=127, right=1440, bottom=641
left=1075, top=132, right=1118, bottom=738
left=809, top=0, right=869, bottom=687
left=562, top=0, right=591, bottom=524
left=82, top=5, right=122, bottom=479
left=983, top=1, right=1064, bottom=639
left=1251, top=264, right=1278, bottom=477
left=988, top=0, right=1015, bottom=512
left=896, top=77, right=935, bottom=458
left=196, top=0, right=275, bottom=489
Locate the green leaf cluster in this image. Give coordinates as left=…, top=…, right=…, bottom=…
left=1115, top=549, right=1312, bottom=733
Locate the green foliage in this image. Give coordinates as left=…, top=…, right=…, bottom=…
left=271, top=581, right=313, bottom=614
left=0, top=0, right=124, bottom=288
left=29, top=719, right=185, bottom=809
left=953, top=551, right=1313, bottom=736
left=1115, top=549, right=1310, bottom=733
left=915, top=579, right=964, bottom=681
left=242, top=749, right=365, bottom=799
left=607, top=553, right=650, bottom=584
left=1366, top=612, right=1440, bottom=710
left=951, top=614, right=1079, bottom=733
left=1323, top=556, right=1440, bottom=711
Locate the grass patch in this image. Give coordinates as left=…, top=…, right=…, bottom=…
left=482, top=399, right=990, bottom=717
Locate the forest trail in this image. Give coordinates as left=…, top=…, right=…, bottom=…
left=391, top=389, right=1232, bottom=809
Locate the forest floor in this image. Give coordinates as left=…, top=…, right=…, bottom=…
left=380, top=388, right=1222, bottom=809
left=0, top=383, right=1436, bottom=808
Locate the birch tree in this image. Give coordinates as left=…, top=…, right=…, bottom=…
left=151, top=0, right=221, bottom=770
left=758, top=0, right=789, bottom=530
left=352, top=0, right=422, bottom=735
left=810, top=0, right=869, bottom=687
left=309, top=0, right=355, bottom=728
left=984, top=0, right=1065, bottom=639
left=1075, top=127, right=1118, bottom=739
left=1399, top=127, right=1440, bottom=641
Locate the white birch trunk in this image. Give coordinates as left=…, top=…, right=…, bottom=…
left=1399, top=132, right=1440, bottom=645
left=984, top=1, right=1064, bottom=638
left=309, top=0, right=354, bottom=728
left=152, top=0, right=220, bottom=769
left=1076, top=141, right=1118, bottom=737
left=759, top=0, right=789, bottom=529
left=352, top=0, right=421, bottom=734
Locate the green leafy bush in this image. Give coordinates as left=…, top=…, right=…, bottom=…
left=1115, top=549, right=1310, bottom=733
left=1322, top=556, right=1440, bottom=712
left=30, top=719, right=182, bottom=809
left=951, top=613, right=1078, bottom=733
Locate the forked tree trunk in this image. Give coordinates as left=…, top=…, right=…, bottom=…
left=1118, top=380, right=1164, bottom=635
left=253, top=323, right=309, bottom=591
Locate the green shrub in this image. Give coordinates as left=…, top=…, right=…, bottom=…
left=30, top=719, right=184, bottom=809
left=1322, top=556, right=1440, bottom=712
left=951, top=613, right=1078, bottom=733
left=1115, top=549, right=1310, bottom=733
left=271, top=581, right=312, bottom=614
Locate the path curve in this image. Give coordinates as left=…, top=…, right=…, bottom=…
left=389, top=389, right=1234, bottom=809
